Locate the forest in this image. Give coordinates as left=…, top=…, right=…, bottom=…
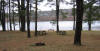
left=0, top=0, right=100, bottom=51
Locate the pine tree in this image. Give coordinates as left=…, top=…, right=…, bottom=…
left=74, top=0, right=84, bottom=45
left=56, top=0, right=60, bottom=33
left=35, top=0, right=38, bottom=36
left=26, top=0, right=31, bottom=38
left=9, top=0, right=12, bottom=31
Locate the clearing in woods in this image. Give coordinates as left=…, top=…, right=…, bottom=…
left=0, top=31, right=100, bottom=51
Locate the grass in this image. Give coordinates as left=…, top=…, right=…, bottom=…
left=0, top=31, right=100, bottom=51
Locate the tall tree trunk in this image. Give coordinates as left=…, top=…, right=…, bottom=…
left=99, top=0, right=100, bottom=6
left=0, top=0, right=1, bottom=22
left=13, top=10, right=15, bottom=31
left=9, top=0, right=12, bottom=31
left=2, top=7, right=6, bottom=31
left=56, top=0, right=59, bottom=32
left=26, top=0, right=31, bottom=38
left=12, top=0, right=15, bottom=31
left=73, top=4, right=76, bottom=30
left=3, top=0, right=6, bottom=31
left=7, top=6, right=9, bottom=30
left=29, top=4, right=31, bottom=21
left=88, top=21, right=91, bottom=31
left=30, top=4, right=31, bottom=14
left=74, top=0, right=84, bottom=45
left=0, top=7, right=1, bottom=22
left=35, top=0, right=38, bottom=36
left=1, top=0, right=6, bottom=31
left=20, top=0, right=25, bottom=32
left=17, top=0, right=21, bottom=30
left=88, top=6, right=92, bottom=31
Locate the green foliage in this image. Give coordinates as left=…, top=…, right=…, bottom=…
left=50, top=20, right=56, bottom=25
left=20, top=10, right=26, bottom=16
left=60, top=10, right=68, bottom=19
left=0, top=0, right=7, bottom=6
left=72, top=8, right=75, bottom=16
left=84, top=0, right=97, bottom=12
left=84, top=0, right=100, bottom=22
left=92, top=6, right=100, bottom=18
left=85, top=5, right=100, bottom=21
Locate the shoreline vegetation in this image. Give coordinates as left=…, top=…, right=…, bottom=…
left=0, top=31, right=100, bottom=51
left=1, top=20, right=100, bottom=22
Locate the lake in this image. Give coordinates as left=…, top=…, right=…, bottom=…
left=0, top=21, right=100, bottom=31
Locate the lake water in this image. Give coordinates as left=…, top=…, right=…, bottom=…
left=0, top=21, right=100, bottom=31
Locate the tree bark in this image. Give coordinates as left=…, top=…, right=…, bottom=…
left=35, top=0, right=38, bottom=36
left=7, top=6, right=9, bottom=30
left=88, top=6, right=92, bottom=31
left=56, top=0, right=59, bottom=32
left=88, top=21, right=91, bottom=31
left=12, top=0, right=15, bottom=31
left=0, top=7, right=1, bottom=22
left=73, top=4, right=76, bottom=30
left=26, top=0, right=31, bottom=38
left=20, top=0, right=25, bottom=32
left=74, top=0, right=84, bottom=45
left=17, top=0, right=21, bottom=30
left=0, top=0, right=1, bottom=22
left=9, top=0, right=12, bottom=31
left=30, top=4, right=31, bottom=14
left=1, top=0, right=6, bottom=31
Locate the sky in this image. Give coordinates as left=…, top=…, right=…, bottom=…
left=31, top=0, right=73, bottom=11
left=27, top=0, right=100, bottom=11
left=3, top=0, right=73, bottom=12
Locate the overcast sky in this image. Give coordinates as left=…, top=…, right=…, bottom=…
left=4, top=0, right=73, bottom=12
left=32, top=0, right=73, bottom=11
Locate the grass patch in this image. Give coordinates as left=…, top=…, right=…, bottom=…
left=0, top=31, right=100, bottom=51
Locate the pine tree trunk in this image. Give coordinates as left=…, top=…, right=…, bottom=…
left=2, top=9, right=6, bottom=31
left=9, top=0, right=12, bottom=31
left=35, top=0, right=38, bottom=36
left=26, top=0, right=31, bottom=38
left=0, top=7, right=1, bottom=22
left=88, top=6, right=92, bottom=31
left=56, top=0, right=59, bottom=32
left=7, top=7, right=9, bottom=30
left=99, top=0, right=100, bottom=6
left=13, top=11, right=15, bottom=31
left=1, top=0, right=6, bottom=31
left=12, top=0, right=15, bottom=31
left=74, top=0, right=83, bottom=45
left=17, top=0, right=21, bottom=30
left=0, top=1, right=1, bottom=23
left=30, top=4, right=31, bottom=14
left=20, top=0, right=25, bottom=32
left=73, top=4, right=76, bottom=30
left=29, top=4, right=31, bottom=21
left=88, top=21, right=91, bottom=31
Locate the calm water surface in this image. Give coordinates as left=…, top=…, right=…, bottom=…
left=0, top=21, right=100, bottom=31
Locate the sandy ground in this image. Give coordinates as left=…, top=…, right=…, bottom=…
left=0, top=31, right=100, bottom=51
